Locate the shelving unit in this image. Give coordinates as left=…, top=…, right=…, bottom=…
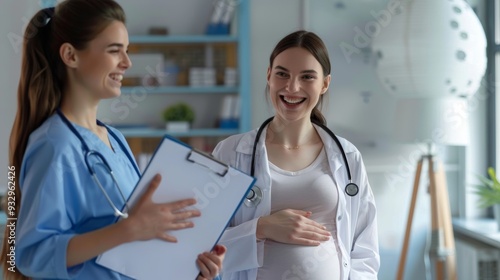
left=119, top=128, right=240, bottom=138
left=110, top=0, right=250, bottom=157
left=120, top=85, right=239, bottom=95
left=128, top=35, right=239, bottom=44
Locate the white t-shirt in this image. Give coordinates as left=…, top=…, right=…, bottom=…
left=256, top=148, right=341, bottom=280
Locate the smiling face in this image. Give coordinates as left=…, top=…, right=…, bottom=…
left=69, top=20, right=131, bottom=100
left=267, top=47, right=331, bottom=123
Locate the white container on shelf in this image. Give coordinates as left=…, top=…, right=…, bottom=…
left=166, top=121, right=190, bottom=132
left=224, top=67, right=237, bottom=86
left=203, top=68, right=216, bottom=86
left=189, top=67, right=216, bottom=86
left=189, top=67, right=205, bottom=87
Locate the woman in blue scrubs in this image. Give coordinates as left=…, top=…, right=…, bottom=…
left=0, top=0, right=225, bottom=279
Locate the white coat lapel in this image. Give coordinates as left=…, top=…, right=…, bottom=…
left=234, top=128, right=272, bottom=219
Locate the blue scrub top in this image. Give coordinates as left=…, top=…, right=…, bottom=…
left=15, top=114, right=140, bottom=279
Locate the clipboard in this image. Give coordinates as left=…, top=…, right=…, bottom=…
left=96, top=135, right=256, bottom=279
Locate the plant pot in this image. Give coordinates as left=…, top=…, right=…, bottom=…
left=494, top=204, right=500, bottom=231
left=166, top=121, right=190, bottom=132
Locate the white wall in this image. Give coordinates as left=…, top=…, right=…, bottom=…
left=310, top=2, right=427, bottom=279
left=249, top=0, right=304, bottom=128
left=0, top=1, right=42, bottom=192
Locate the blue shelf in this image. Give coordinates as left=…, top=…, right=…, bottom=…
left=129, top=35, right=238, bottom=44
left=117, top=0, right=251, bottom=136
left=121, top=86, right=238, bottom=95
left=119, top=128, right=239, bottom=138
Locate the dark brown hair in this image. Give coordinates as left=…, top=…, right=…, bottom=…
left=2, top=1, right=125, bottom=278
left=268, top=30, right=331, bottom=125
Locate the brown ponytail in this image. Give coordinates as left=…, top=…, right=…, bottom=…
left=1, top=1, right=125, bottom=278
left=1, top=8, right=59, bottom=279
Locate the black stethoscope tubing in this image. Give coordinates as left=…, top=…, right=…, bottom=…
left=56, top=109, right=140, bottom=177
left=56, top=109, right=141, bottom=218
left=246, top=116, right=359, bottom=206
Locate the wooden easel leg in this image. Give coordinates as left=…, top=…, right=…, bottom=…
left=428, top=157, right=457, bottom=280
left=397, top=157, right=424, bottom=280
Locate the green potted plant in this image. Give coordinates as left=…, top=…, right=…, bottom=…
left=162, top=102, right=195, bottom=132
left=473, top=167, right=500, bottom=230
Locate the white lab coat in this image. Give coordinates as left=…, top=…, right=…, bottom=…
left=212, top=124, right=380, bottom=280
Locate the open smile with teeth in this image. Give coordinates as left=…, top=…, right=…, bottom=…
left=281, top=95, right=306, bottom=104
left=110, top=74, right=123, bottom=82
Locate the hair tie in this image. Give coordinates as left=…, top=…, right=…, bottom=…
left=42, top=7, right=55, bottom=26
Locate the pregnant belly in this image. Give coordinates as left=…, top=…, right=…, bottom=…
left=257, top=238, right=341, bottom=280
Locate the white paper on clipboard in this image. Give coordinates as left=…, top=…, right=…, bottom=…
left=96, top=135, right=256, bottom=280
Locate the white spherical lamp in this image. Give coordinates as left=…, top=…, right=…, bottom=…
left=371, top=0, right=487, bottom=98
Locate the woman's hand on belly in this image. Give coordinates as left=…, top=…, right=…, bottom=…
left=256, top=209, right=331, bottom=246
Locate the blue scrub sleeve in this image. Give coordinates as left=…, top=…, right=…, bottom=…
left=15, top=140, right=84, bottom=278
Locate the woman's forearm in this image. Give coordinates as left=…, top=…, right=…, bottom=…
left=66, top=219, right=134, bottom=267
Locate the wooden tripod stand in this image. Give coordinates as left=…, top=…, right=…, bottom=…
left=396, top=153, right=457, bottom=280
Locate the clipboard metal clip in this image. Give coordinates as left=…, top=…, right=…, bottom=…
left=187, top=149, right=229, bottom=177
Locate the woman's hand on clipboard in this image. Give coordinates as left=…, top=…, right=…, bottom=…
left=121, top=174, right=201, bottom=243
left=196, top=244, right=226, bottom=280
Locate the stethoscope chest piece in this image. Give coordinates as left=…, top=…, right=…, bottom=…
left=244, top=186, right=262, bottom=207
left=345, top=182, right=359, bottom=197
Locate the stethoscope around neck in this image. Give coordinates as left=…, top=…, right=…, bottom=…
left=56, top=109, right=141, bottom=219
left=244, top=116, right=359, bottom=207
